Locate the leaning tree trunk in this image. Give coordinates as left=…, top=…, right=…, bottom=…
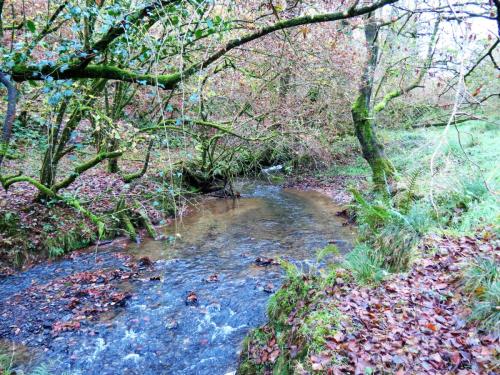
left=352, top=93, right=394, bottom=192
left=351, top=12, right=394, bottom=194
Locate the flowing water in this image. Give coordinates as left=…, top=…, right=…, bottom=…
left=0, top=185, right=354, bottom=375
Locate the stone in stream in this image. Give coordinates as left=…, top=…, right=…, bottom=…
left=165, top=319, right=178, bottom=330
left=263, top=282, right=275, bottom=293
left=255, top=257, right=280, bottom=266
left=138, top=256, right=153, bottom=267
left=204, top=273, right=219, bottom=283
left=185, top=291, right=198, bottom=306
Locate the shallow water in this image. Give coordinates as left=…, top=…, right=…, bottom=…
left=1, top=185, right=354, bottom=374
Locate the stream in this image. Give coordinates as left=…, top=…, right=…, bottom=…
left=0, top=185, right=354, bottom=375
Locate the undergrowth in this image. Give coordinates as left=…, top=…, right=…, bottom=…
left=238, top=257, right=346, bottom=374
left=463, top=257, right=499, bottom=337
left=0, top=348, right=51, bottom=375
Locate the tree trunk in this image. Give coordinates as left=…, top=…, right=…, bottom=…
left=351, top=12, right=395, bottom=194
left=107, top=140, right=120, bottom=173
left=352, top=94, right=394, bottom=192
left=0, top=71, right=17, bottom=170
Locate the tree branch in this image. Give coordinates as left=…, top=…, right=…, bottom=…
left=52, top=150, right=123, bottom=192
left=464, top=39, right=500, bottom=80
left=122, top=139, right=154, bottom=183
left=12, top=64, right=182, bottom=89
left=373, top=18, right=440, bottom=113
left=76, top=0, right=181, bottom=69
left=11, top=0, right=399, bottom=89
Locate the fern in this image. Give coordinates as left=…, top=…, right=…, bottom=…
left=401, top=168, right=421, bottom=213
left=349, top=188, right=392, bottom=230
left=316, top=244, right=339, bottom=263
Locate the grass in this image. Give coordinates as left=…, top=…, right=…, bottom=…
left=335, top=119, right=498, bottom=277
left=0, top=347, right=51, bottom=375
left=328, top=120, right=499, bottom=330
left=343, top=244, right=387, bottom=285
left=463, top=257, right=500, bottom=336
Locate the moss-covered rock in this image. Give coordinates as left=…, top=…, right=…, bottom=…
left=237, top=261, right=345, bottom=374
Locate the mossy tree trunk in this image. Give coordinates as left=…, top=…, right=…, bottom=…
left=351, top=13, right=395, bottom=194
left=352, top=93, right=395, bottom=193
left=103, top=81, right=136, bottom=174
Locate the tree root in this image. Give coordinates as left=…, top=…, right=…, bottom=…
left=116, top=198, right=137, bottom=242
left=134, top=199, right=157, bottom=239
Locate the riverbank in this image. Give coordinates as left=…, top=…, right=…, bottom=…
left=0, top=161, right=179, bottom=274
left=238, top=121, right=499, bottom=374
left=239, top=232, right=498, bottom=374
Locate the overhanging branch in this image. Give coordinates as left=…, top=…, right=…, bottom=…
left=11, top=0, right=399, bottom=89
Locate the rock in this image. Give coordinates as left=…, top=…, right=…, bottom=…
left=262, top=165, right=283, bottom=175
left=165, top=319, right=178, bottom=330
left=255, top=257, right=279, bottom=266
left=204, top=274, right=219, bottom=283
left=263, top=283, right=275, bottom=293
left=139, top=257, right=153, bottom=267
left=185, top=291, right=198, bottom=306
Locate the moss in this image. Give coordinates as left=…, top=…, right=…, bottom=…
left=44, top=223, right=95, bottom=258
left=238, top=260, right=338, bottom=374
left=351, top=94, right=395, bottom=193
left=373, top=89, right=401, bottom=113
left=299, top=307, right=342, bottom=353
left=12, top=64, right=182, bottom=90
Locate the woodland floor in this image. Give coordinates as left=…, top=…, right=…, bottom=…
left=242, top=231, right=499, bottom=374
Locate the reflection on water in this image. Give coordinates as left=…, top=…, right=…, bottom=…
left=129, top=186, right=354, bottom=261
left=11, top=185, right=354, bottom=375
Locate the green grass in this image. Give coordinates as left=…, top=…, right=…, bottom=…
left=463, top=257, right=499, bottom=336
left=343, top=243, right=387, bottom=285
left=316, top=120, right=498, bottom=237
left=0, top=348, right=51, bottom=375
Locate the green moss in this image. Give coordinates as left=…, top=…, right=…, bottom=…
left=12, top=64, right=182, bottom=90
left=299, top=307, right=342, bottom=354
left=238, top=258, right=343, bottom=374
left=44, top=223, right=96, bottom=258
left=351, top=94, right=395, bottom=192
left=373, top=89, right=400, bottom=113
